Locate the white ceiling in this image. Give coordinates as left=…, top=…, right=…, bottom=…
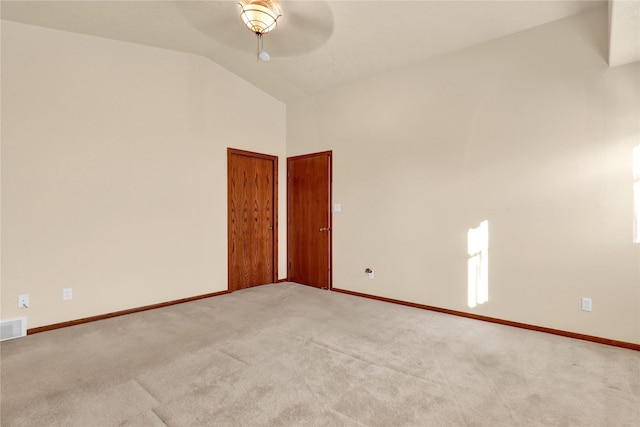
left=2, top=0, right=637, bottom=103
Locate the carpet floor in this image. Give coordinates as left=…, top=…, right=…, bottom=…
left=1, top=282, right=639, bottom=426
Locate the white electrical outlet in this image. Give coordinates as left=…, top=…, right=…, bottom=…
left=581, top=297, right=592, bottom=312
left=63, top=288, right=73, bottom=301
left=18, top=294, right=29, bottom=308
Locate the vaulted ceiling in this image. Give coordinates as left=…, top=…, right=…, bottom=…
left=2, top=1, right=638, bottom=103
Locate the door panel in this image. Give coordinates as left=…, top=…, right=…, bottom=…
left=228, top=149, right=277, bottom=291
left=287, top=152, right=332, bottom=289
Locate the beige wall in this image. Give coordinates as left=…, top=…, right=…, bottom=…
left=287, top=6, right=640, bottom=344
left=3, top=6, right=639, bottom=345
left=1, top=21, right=287, bottom=328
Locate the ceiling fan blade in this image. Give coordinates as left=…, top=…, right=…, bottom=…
left=268, top=0, right=334, bottom=57
left=174, top=1, right=253, bottom=51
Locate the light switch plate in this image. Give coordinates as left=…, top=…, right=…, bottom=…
left=18, top=294, right=29, bottom=308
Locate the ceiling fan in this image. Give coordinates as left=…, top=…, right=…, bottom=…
left=175, top=0, right=334, bottom=62
left=238, top=0, right=281, bottom=61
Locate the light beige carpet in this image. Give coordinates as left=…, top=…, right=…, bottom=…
left=1, top=282, right=639, bottom=426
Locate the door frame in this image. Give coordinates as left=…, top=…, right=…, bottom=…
left=286, top=151, right=333, bottom=289
left=227, top=147, right=278, bottom=291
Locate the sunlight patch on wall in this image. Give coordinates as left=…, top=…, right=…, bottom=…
left=468, top=220, right=489, bottom=308
left=634, top=146, right=640, bottom=243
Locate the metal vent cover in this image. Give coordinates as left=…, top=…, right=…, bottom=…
left=1, top=317, right=27, bottom=341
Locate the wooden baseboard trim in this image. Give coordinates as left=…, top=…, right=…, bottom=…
left=331, top=288, right=640, bottom=351
left=27, top=290, right=231, bottom=335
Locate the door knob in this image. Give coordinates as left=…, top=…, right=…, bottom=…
left=319, top=227, right=330, bottom=232
left=268, top=226, right=273, bottom=230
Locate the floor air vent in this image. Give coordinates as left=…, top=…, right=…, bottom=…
left=1, top=317, right=27, bottom=341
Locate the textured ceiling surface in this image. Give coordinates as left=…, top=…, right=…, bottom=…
left=2, top=0, right=634, bottom=102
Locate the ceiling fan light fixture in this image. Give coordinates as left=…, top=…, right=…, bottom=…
left=238, top=0, right=282, bottom=35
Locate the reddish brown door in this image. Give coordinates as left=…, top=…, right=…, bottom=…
left=228, top=148, right=278, bottom=291
left=287, top=151, right=332, bottom=289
